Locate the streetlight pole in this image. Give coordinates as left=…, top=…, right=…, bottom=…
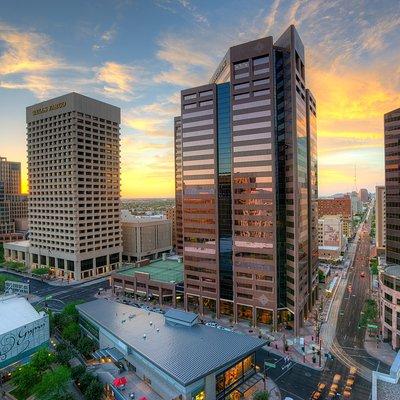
left=319, top=338, right=322, bottom=367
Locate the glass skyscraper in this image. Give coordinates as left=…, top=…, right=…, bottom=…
left=175, top=25, right=318, bottom=333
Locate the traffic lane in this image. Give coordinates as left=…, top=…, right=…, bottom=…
left=256, top=349, right=322, bottom=400
left=52, top=281, right=108, bottom=303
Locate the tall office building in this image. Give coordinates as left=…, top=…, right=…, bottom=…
left=375, top=186, right=386, bottom=253
left=26, top=93, right=122, bottom=280
left=174, top=117, right=184, bottom=255
left=359, top=188, right=369, bottom=203
left=174, top=25, right=318, bottom=333
left=0, top=157, right=28, bottom=241
left=384, top=107, right=400, bottom=265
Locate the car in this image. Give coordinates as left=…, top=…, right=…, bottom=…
left=310, top=391, right=321, bottom=399
left=360, top=272, right=365, bottom=277
left=333, top=374, right=341, bottom=384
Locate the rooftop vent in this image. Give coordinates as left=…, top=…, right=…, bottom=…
left=165, top=309, right=198, bottom=327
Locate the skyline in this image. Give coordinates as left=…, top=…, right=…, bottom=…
left=1, top=0, right=400, bottom=197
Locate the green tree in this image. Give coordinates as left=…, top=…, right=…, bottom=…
left=77, top=336, right=96, bottom=357
left=12, top=364, right=39, bottom=396
left=30, top=348, right=56, bottom=372
left=253, top=391, right=270, bottom=400
left=84, top=379, right=104, bottom=400
left=33, top=366, right=71, bottom=400
left=62, top=322, right=81, bottom=344
left=56, top=343, right=72, bottom=366
left=79, top=372, right=96, bottom=393
left=71, top=365, right=86, bottom=381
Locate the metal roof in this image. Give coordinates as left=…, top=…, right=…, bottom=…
left=77, top=299, right=265, bottom=386
left=165, top=309, right=198, bottom=325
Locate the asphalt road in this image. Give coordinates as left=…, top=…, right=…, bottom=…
left=316, top=212, right=389, bottom=400
left=1, top=268, right=110, bottom=306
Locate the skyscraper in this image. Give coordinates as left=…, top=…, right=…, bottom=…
left=0, top=156, right=28, bottom=241
left=175, top=25, right=318, bottom=333
left=375, top=185, right=386, bottom=254
left=26, top=93, right=122, bottom=280
left=384, top=107, right=400, bottom=265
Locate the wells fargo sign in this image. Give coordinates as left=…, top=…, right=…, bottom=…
left=33, top=101, right=66, bottom=116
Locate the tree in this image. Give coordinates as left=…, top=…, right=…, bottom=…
left=33, top=366, right=71, bottom=400
left=30, top=348, right=56, bottom=372
left=56, top=343, right=72, bottom=366
left=71, top=365, right=86, bottom=381
left=13, top=364, right=39, bottom=396
left=76, top=336, right=96, bottom=358
left=79, top=372, right=96, bottom=393
left=62, top=322, right=81, bottom=345
left=84, top=379, right=104, bottom=400
left=253, top=391, right=270, bottom=400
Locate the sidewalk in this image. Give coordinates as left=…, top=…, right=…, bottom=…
left=364, top=332, right=396, bottom=366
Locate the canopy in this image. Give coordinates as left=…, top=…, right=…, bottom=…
left=139, top=397, right=148, bottom=400
left=113, top=376, right=127, bottom=387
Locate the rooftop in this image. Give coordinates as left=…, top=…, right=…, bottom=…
left=118, top=258, right=183, bottom=283
left=0, top=295, right=43, bottom=335
left=384, top=264, right=400, bottom=278
left=77, top=299, right=265, bottom=386
left=4, top=240, right=30, bottom=249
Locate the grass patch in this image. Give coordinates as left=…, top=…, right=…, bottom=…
left=9, top=386, right=32, bottom=400
left=0, top=272, right=21, bottom=293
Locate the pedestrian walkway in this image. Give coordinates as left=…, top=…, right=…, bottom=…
left=364, top=332, right=396, bottom=366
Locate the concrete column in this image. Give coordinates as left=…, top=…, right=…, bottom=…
left=75, top=260, right=82, bottom=281
left=252, top=306, right=256, bottom=328
left=204, top=373, right=216, bottom=400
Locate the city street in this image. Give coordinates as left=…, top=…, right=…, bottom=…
left=0, top=268, right=110, bottom=305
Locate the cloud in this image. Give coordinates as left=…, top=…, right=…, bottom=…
left=0, top=22, right=61, bottom=76
left=96, top=62, right=138, bottom=100
left=92, top=26, right=117, bottom=51
left=154, top=35, right=214, bottom=86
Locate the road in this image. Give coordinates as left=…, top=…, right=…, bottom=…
left=0, top=268, right=110, bottom=306
left=317, top=207, right=389, bottom=399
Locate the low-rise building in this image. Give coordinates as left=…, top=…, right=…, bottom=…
left=77, top=299, right=266, bottom=400
left=0, top=295, right=49, bottom=369
left=121, top=210, right=172, bottom=262
left=379, top=265, right=400, bottom=349
left=111, top=256, right=184, bottom=307
left=318, top=215, right=346, bottom=261
left=3, top=240, right=30, bottom=266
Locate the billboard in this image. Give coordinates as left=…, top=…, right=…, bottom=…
left=0, top=314, right=49, bottom=368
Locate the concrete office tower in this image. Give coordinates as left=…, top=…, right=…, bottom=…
left=359, top=188, right=369, bottom=203
left=26, top=93, right=122, bottom=280
left=384, top=108, right=400, bottom=266
left=0, top=157, right=28, bottom=241
left=175, top=25, right=318, bottom=333
left=375, top=186, right=386, bottom=254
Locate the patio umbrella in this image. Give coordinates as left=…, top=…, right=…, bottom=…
left=138, top=397, right=148, bottom=400
left=113, top=376, right=127, bottom=387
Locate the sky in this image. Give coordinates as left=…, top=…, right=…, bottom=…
left=0, top=0, right=399, bottom=198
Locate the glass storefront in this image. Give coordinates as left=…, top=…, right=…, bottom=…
left=216, top=354, right=256, bottom=399
left=256, top=308, right=273, bottom=325
left=187, top=294, right=200, bottom=312
left=237, top=304, right=253, bottom=321
left=220, top=300, right=234, bottom=317
left=203, top=297, right=216, bottom=315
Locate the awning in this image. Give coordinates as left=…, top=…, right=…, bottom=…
left=234, top=373, right=264, bottom=395
left=113, top=376, right=127, bottom=387
left=92, top=347, right=125, bottom=362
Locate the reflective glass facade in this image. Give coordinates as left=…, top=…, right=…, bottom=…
left=217, top=83, right=233, bottom=300
left=176, top=26, right=318, bottom=333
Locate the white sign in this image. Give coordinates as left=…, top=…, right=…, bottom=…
left=0, top=315, right=49, bottom=367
